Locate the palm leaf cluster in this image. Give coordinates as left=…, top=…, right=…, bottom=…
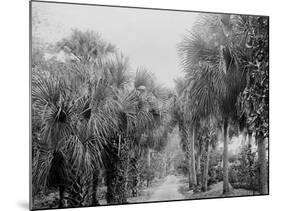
left=175, top=13, right=252, bottom=193
left=32, top=29, right=174, bottom=208
left=176, top=13, right=268, bottom=194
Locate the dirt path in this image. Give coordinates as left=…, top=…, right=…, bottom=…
left=148, top=175, right=185, bottom=202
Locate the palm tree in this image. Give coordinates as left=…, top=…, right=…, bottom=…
left=56, top=29, right=115, bottom=63
left=195, top=127, right=205, bottom=189
left=54, top=30, right=125, bottom=205
left=32, top=73, right=72, bottom=205
left=105, top=87, right=156, bottom=204
left=172, top=78, right=198, bottom=189
left=178, top=14, right=245, bottom=194
left=31, top=70, right=111, bottom=207
left=105, top=89, right=140, bottom=204
left=32, top=28, right=120, bottom=207
left=199, top=120, right=218, bottom=192
left=105, top=67, right=172, bottom=203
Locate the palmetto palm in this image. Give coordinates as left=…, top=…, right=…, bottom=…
left=113, top=69, right=171, bottom=198
left=56, top=29, right=115, bottom=63
left=53, top=30, right=126, bottom=206
left=197, top=120, right=218, bottom=192
left=32, top=29, right=120, bottom=206
left=105, top=88, right=150, bottom=204
left=31, top=71, right=111, bottom=207
left=102, top=53, right=131, bottom=90
left=32, top=74, right=72, bottom=190
left=171, top=77, right=198, bottom=188
left=105, top=66, right=173, bottom=203
left=134, top=68, right=173, bottom=152
left=178, top=14, right=245, bottom=193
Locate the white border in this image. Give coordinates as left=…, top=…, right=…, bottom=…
left=0, top=0, right=279, bottom=210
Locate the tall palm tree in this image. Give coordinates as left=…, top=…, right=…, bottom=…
left=105, top=67, right=172, bottom=203
left=199, top=119, right=218, bottom=192
left=172, top=78, right=198, bottom=189
left=178, top=14, right=245, bottom=193
left=54, top=30, right=125, bottom=205
left=105, top=86, right=156, bottom=204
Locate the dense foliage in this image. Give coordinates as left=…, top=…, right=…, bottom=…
left=176, top=14, right=269, bottom=194
left=31, top=12, right=269, bottom=209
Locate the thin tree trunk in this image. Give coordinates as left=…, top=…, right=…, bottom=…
left=131, top=154, right=139, bottom=197
left=242, top=128, right=247, bottom=147
left=188, top=158, right=193, bottom=190
left=223, top=118, right=230, bottom=194
left=247, top=134, right=256, bottom=195
left=188, top=170, right=192, bottom=189
left=147, top=148, right=151, bottom=187
left=196, top=151, right=202, bottom=188
left=147, top=148, right=151, bottom=168
left=191, top=126, right=197, bottom=190
left=202, top=141, right=210, bottom=192
left=257, top=137, right=268, bottom=194
left=248, top=133, right=252, bottom=146
left=118, top=135, right=121, bottom=157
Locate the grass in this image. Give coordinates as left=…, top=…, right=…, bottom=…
left=179, top=181, right=259, bottom=200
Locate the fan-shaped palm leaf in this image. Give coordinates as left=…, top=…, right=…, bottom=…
left=57, top=29, right=115, bottom=63
left=102, top=53, right=131, bottom=89
left=134, top=68, right=154, bottom=90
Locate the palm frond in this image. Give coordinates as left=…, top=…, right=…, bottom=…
left=178, top=32, right=219, bottom=71
left=56, top=29, right=115, bottom=63
left=134, top=67, right=154, bottom=90
left=33, top=149, right=69, bottom=193
left=102, top=53, right=131, bottom=89
left=115, top=89, right=138, bottom=133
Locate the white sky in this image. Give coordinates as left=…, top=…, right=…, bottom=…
left=32, top=2, right=199, bottom=88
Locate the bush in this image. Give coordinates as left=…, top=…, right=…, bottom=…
left=207, top=165, right=223, bottom=186
left=229, top=145, right=259, bottom=191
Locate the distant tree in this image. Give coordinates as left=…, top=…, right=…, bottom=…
left=56, top=29, right=115, bottom=63
left=171, top=78, right=197, bottom=189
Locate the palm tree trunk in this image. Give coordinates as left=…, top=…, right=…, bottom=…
left=242, top=128, right=247, bottom=147
left=131, top=154, right=139, bottom=197
left=223, top=118, right=230, bottom=194
left=118, top=135, right=121, bottom=157
left=257, top=137, right=268, bottom=194
left=116, top=138, right=129, bottom=203
left=58, top=186, right=65, bottom=208
left=186, top=150, right=192, bottom=189
left=105, top=160, right=118, bottom=204
left=202, top=141, right=210, bottom=192
left=91, top=171, right=99, bottom=206
left=247, top=134, right=256, bottom=195
left=147, top=148, right=151, bottom=168
left=196, top=151, right=202, bottom=188
left=191, top=126, right=197, bottom=190
left=106, top=136, right=129, bottom=204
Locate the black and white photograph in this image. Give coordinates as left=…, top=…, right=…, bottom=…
left=30, top=1, right=269, bottom=210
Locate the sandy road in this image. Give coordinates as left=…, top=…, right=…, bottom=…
left=148, top=175, right=185, bottom=201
